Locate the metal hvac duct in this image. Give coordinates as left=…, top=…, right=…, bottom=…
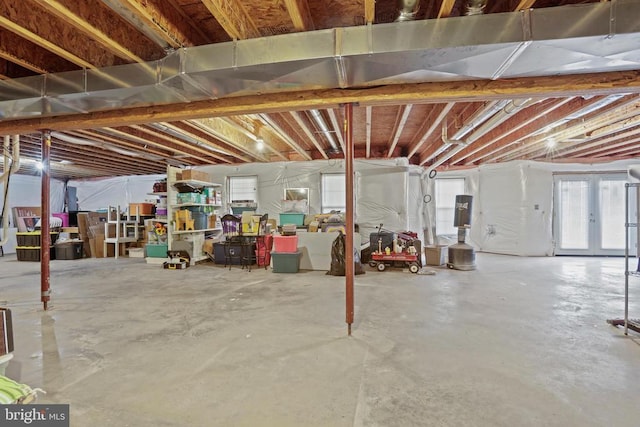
left=396, top=0, right=420, bottom=22
left=0, top=0, right=639, bottom=120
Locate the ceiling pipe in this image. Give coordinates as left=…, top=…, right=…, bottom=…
left=429, top=98, right=535, bottom=168
left=309, top=109, right=340, bottom=153
left=1, top=135, right=20, bottom=247
left=396, top=0, right=420, bottom=22
left=466, top=0, right=487, bottom=16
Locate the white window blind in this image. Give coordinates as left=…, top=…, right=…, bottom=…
left=228, top=176, right=258, bottom=202
left=435, top=178, right=465, bottom=235
left=321, top=173, right=346, bottom=213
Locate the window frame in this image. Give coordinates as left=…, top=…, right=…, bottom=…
left=227, top=175, right=258, bottom=203
left=435, top=177, right=466, bottom=236
left=321, top=173, right=346, bottom=214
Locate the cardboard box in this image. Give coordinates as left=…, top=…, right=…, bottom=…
left=425, top=245, right=447, bottom=266
left=181, top=169, right=210, bottom=182
left=129, top=203, right=155, bottom=216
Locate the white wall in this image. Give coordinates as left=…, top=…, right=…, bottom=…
left=437, top=159, right=640, bottom=256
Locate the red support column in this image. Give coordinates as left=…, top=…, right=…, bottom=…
left=41, top=131, right=51, bottom=311
left=344, top=103, right=355, bottom=335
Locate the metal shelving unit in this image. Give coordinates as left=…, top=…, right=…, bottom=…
left=610, top=182, right=640, bottom=335
left=167, top=166, right=223, bottom=263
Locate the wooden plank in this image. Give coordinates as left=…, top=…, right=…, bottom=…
left=200, top=0, right=260, bottom=40
left=183, top=118, right=264, bottom=162
left=285, top=0, right=314, bottom=31
left=289, top=111, right=329, bottom=159
left=1, top=70, right=640, bottom=135
left=448, top=98, right=571, bottom=165
left=0, top=1, right=124, bottom=68
left=38, top=0, right=164, bottom=62
left=326, top=108, right=345, bottom=153
left=364, top=0, right=375, bottom=24
left=438, top=0, right=457, bottom=18
left=0, top=27, right=76, bottom=73
left=408, top=103, right=454, bottom=158
left=114, top=0, right=210, bottom=47
left=516, top=0, right=537, bottom=10
left=387, top=105, right=413, bottom=157
left=258, top=113, right=312, bottom=160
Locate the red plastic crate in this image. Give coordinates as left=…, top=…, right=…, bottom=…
left=273, top=235, right=298, bottom=253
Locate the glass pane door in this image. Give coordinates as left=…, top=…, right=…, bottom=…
left=554, top=173, right=629, bottom=256
left=555, top=177, right=592, bottom=254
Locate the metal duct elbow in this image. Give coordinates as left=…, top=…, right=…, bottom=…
left=396, top=0, right=420, bottom=22
left=466, top=0, right=487, bottom=16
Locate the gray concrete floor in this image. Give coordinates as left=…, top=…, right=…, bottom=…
left=0, top=253, right=639, bottom=426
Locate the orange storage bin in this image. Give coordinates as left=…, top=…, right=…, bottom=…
left=273, top=235, right=298, bottom=253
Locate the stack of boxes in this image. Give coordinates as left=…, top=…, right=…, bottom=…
left=271, top=234, right=302, bottom=273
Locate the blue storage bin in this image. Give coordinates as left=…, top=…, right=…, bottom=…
left=279, top=213, right=305, bottom=226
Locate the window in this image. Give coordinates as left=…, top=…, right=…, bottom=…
left=435, top=178, right=465, bottom=235
left=321, top=173, right=346, bottom=213
left=228, top=176, right=258, bottom=202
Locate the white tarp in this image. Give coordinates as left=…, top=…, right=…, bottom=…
left=68, top=174, right=165, bottom=212
left=199, top=158, right=425, bottom=243
left=0, top=174, right=65, bottom=253
left=437, top=159, right=640, bottom=256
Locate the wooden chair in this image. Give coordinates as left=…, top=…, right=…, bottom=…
left=175, top=209, right=194, bottom=231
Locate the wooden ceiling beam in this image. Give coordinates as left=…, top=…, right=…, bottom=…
left=438, top=0, right=457, bottom=18
left=289, top=111, right=329, bottom=159
left=71, top=129, right=176, bottom=160
left=507, top=95, right=640, bottom=161
left=38, top=0, right=164, bottom=63
left=516, top=0, right=537, bottom=11
left=285, top=0, right=315, bottom=31
left=450, top=98, right=573, bottom=165
left=256, top=113, right=312, bottom=160
left=187, top=118, right=269, bottom=162
left=111, top=125, right=226, bottom=164
left=0, top=1, right=124, bottom=69
left=487, top=97, right=640, bottom=163
left=199, top=0, right=260, bottom=40
left=2, top=70, right=640, bottom=135
left=387, top=105, right=413, bottom=158
left=540, top=127, right=640, bottom=159
left=364, top=0, right=376, bottom=24
left=326, top=109, right=345, bottom=153
left=408, top=102, right=454, bottom=159
left=109, top=0, right=210, bottom=47
left=159, top=122, right=248, bottom=163
left=0, top=27, right=76, bottom=74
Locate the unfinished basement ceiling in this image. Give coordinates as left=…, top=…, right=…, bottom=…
left=0, top=0, right=639, bottom=179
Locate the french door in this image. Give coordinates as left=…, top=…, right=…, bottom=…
left=553, top=174, right=630, bottom=256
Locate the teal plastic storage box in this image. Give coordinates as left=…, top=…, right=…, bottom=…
left=279, top=213, right=305, bottom=226
left=271, top=250, right=302, bottom=273
left=146, top=243, right=168, bottom=258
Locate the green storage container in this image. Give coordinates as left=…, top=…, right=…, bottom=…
left=146, top=243, right=168, bottom=258
left=279, top=213, right=305, bottom=226
left=271, top=250, right=302, bottom=273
